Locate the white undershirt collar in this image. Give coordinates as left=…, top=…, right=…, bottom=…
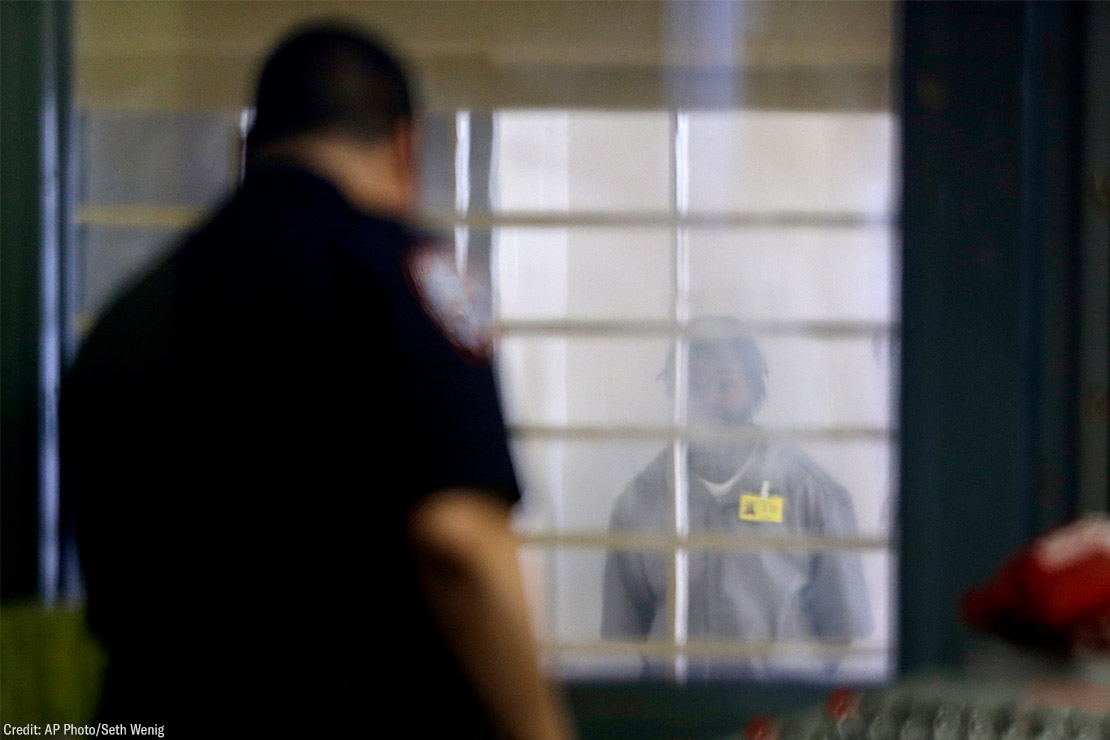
left=698, top=468, right=746, bottom=499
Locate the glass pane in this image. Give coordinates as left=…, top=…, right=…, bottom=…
left=555, top=650, right=646, bottom=682
left=605, top=439, right=887, bottom=535
left=69, top=0, right=901, bottom=690
left=681, top=546, right=887, bottom=640
left=419, top=111, right=457, bottom=213
left=497, top=336, right=673, bottom=427
left=83, top=109, right=238, bottom=207
left=513, top=439, right=891, bottom=537
left=688, top=226, right=897, bottom=324
left=499, top=334, right=892, bottom=429
left=493, top=110, right=671, bottom=212
left=80, top=226, right=181, bottom=320
left=513, top=438, right=667, bottom=533
left=523, top=546, right=652, bottom=647
left=739, top=334, right=894, bottom=429
left=600, top=547, right=890, bottom=681
left=834, top=648, right=895, bottom=684
left=686, top=111, right=897, bottom=216
left=526, top=546, right=892, bottom=683
left=512, top=439, right=892, bottom=539
left=800, top=439, right=896, bottom=537
left=494, top=227, right=672, bottom=321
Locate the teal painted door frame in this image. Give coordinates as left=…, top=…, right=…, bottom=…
left=1, top=0, right=74, bottom=602
left=899, top=0, right=1083, bottom=673
left=2, top=0, right=50, bottom=601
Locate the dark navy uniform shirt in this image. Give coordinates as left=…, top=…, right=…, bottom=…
left=61, top=165, right=520, bottom=736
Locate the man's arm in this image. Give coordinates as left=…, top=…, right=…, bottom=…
left=601, top=495, right=656, bottom=638
left=794, top=464, right=873, bottom=641
left=407, top=489, right=576, bottom=740
left=601, top=548, right=653, bottom=638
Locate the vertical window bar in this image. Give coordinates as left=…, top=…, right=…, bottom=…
left=675, top=111, right=691, bottom=221
left=238, top=108, right=255, bottom=184
left=454, top=224, right=470, bottom=278
left=454, top=110, right=471, bottom=276
left=671, top=109, right=693, bottom=681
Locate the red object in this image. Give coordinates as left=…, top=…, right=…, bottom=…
left=745, top=715, right=780, bottom=740
left=962, top=515, right=1110, bottom=651
left=826, top=687, right=861, bottom=720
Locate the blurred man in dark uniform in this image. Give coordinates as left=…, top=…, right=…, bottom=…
left=62, top=26, right=572, bottom=739
left=601, top=318, right=872, bottom=680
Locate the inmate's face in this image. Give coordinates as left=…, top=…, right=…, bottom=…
left=687, top=345, right=756, bottom=426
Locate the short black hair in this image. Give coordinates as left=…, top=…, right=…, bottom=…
left=660, top=317, right=768, bottom=410
left=248, top=24, right=414, bottom=153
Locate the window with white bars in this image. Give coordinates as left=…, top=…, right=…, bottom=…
left=68, top=0, right=899, bottom=684
left=450, top=109, right=899, bottom=682
left=69, top=103, right=898, bottom=684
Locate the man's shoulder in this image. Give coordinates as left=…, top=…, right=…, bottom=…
left=755, top=434, right=862, bottom=532
left=762, top=434, right=819, bottom=470
left=629, top=449, right=670, bottom=494
left=610, top=450, right=670, bottom=525
left=238, top=165, right=411, bottom=242
left=174, top=186, right=425, bottom=321
left=71, top=244, right=182, bottom=369
left=757, top=433, right=822, bottom=475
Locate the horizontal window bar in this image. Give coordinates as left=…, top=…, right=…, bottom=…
left=77, top=205, right=894, bottom=230
left=75, top=315, right=901, bottom=349
left=509, top=424, right=895, bottom=443
left=541, top=639, right=890, bottom=659
left=519, top=530, right=890, bottom=552
left=495, top=319, right=897, bottom=339
left=78, top=204, right=204, bottom=228
left=425, top=210, right=894, bottom=229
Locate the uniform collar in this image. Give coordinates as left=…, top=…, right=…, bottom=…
left=243, top=161, right=346, bottom=200
left=242, top=162, right=428, bottom=242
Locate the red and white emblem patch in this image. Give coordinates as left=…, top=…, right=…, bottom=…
left=404, top=243, right=493, bottom=363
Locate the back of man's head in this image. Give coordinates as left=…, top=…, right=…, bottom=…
left=249, top=24, right=414, bottom=157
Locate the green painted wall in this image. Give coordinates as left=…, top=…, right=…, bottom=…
left=2, top=0, right=47, bottom=601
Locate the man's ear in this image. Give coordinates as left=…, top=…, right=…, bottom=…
left=390, top=121, right=421, bottom=206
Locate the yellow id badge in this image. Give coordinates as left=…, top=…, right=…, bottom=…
left=739, top=494, right=784, bottom=523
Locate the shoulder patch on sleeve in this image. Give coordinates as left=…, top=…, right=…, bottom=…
left=403, top=241, right=493, bottom=363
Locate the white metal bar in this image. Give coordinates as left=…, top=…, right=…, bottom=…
left=493, top=318, right=897, bottom=338
left=518, top=531, right=890, bottom=552
left=454, top=110, right=471, bottom=275
left=508, top=424, right=896, bottom=443
left=540, top=640, right=891, bottom=659
left=455, top=109, right=471, bottom=216
left=75, top=315, right=896, bottom=341
left=424, top=210, right=894, bottom=230
left=76, top=204, right=204, bottom=228
left=74, top=205, right=894, bottom=230
left=454, top=224, right=470, bottom=277
left=670, top=109, right=694, bottom=681
left=238, top=107, right=255, bottom=182
left=675, top=112, right=690, bottom=217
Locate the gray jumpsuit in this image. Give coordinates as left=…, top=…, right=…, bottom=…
left=601, top=432, right=873, bottom=680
